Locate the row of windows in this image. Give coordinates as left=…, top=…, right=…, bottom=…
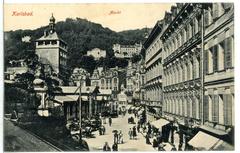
left=163, top=14, right=201, bottom=60
left=203, top=94, right=233, bottom=125
left=164, top=54, right=200, bottom=86
left=164, top=96, right=201, bottom=120
left=37, top=40, right=58, bottom=46
left=146, top=88, right=162, bottom=102
left=205, top=36, right=234, bottom=74
left=146, top=61, right=162, bottom=83
left=101, top=78, right=118, bottom=84
left=146, top=39, right=162, bottom=62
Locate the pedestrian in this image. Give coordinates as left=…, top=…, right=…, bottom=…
left=137, top=124, right=140, bottom=133
left=132, top=126, right=137, bottom=139
left=109, top=117, right=112, bottom=126
left=102, top=125, right=106, bottom=135
left=112, top=142, right=118, bottom=151
left=152, top=137, right=158, bottom=148
left=146, top=134, right=151, bottom=144
left=114, top=131, right=118, bottom=144
left=103, top=142, right=111, bottom=151
left=99, top=127, right=102, bottom=135
left=128, top=128, right=133, bottom=140
left=118, top=130, right=123, bottom=144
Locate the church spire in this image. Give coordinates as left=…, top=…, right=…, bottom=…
left=49, top=13, right=55, bottom=34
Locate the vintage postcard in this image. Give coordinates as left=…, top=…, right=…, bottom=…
left=3, top=2, right=235, bottom=152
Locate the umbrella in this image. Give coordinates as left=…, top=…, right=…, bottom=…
left=112, top=130, right=118, bottom=133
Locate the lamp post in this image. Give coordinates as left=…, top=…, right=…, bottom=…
left=78, top=76, right=82, bottom=143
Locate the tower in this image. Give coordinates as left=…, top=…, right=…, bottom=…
left=35, top=14, right=68, bottom=83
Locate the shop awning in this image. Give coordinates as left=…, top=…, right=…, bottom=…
left=212, top=140, right=234, bottom=151
left=151, top=119, right=169, bottom=129
left=54, top=95, right=76, bottom=104
left=188, top=131, right=220, bottom=150
left=67, top=95, right=88, bottom=101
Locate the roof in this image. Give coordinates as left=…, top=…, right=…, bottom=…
left=37, top=32, right=60, bottom=41
left=59, top=86, right=112, bottom=95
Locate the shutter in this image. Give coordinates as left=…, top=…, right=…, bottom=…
left=203, top=95, right=209, bottom=122
left=213, top=45, right=218, bottom=72
left=204, top=10, right=209, bottom=26
left=204, top=50, right=209, bottom=74
left=192, top=98, right=196, bottom=118
left=212, top=95, right=219, bottom=122
left=224, top=37, right=232, bottom=69
left=223, top=94, right=232, bottom=125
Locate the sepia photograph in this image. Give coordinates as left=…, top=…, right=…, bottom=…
left=3, top=2, right=235, bottom=152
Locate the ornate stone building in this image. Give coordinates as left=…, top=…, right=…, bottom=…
left=71, top=67, right=90, bottom=87
left=160, top=3, right=234, bottom=150
left=35, top=14, right=68, bottom=83
left=143, top=20, right=164, bottom=121
left=201, top=3, right=234, bottom=144
left=161, top=3, right=203, bottom=127
left=90, top=67, right=121, bottom=100
left=113, top=43, right=142, bottom=59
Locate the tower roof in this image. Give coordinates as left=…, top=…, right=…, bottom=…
left=50, top=13, right=55, bottom=23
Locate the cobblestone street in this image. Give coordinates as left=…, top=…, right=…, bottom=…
left=84, top=110, right=156, bottom=151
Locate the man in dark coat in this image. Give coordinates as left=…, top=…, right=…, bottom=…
left=103, top=142, right=111, bottom=151
left=132, top=126, right=137, bottom=139
left=112, top=142, right=118, bottom=151
left=109, top=117, right=112, bottom=126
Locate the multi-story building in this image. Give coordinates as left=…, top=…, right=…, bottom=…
left=87, top=48, right=106, bottom=60
left=35, top=14, right=68, bottom=83
left=160, top=3, right=234, bottom=150
left=143, top=20, right=164, bottom=122
left=113, top=43, right=142, bottom=59
left=71, top=68, right=90, bottom=87
left=201, top=3, right=234, bottom=145
left=4, top=60, right=28, bottom=81
left=90, top=67, right=122, bottom=100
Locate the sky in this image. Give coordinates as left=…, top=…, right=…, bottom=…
left=4, top=3, right=174, bottom=32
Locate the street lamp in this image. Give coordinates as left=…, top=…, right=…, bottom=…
left=78, top=76, right=82, bottom=143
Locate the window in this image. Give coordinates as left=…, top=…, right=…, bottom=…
left=192, top=98, right=196, bottom=118
left=224, top=37, right=233, bottom=69
left=223, top=94, right=232, bottom=125
left=210, top=45, right=218, bottom=72
left=212, top=95, right=219, bottom=123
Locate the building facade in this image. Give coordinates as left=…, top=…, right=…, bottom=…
left=202, top=3, right=234, bottom=143
left=35, top=14, right=68, bottom=83
left=113, top=43, right=142, bottom=59
left=160, top=3, right=234, bottom=150
left=143, top=20, right=164, bottom=121
left=5, top=60, right=28, bottom=81
left=90, top=67, right=121, bottom=100
left=87, top=48, right=106, bottom=60
left=71, top=67, right=90, bottom=87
